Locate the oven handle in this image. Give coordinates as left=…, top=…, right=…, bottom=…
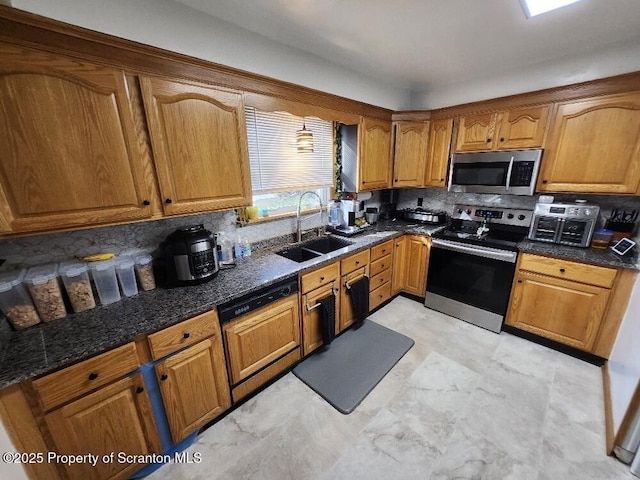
left=431, top=238, right=518, bottom=263
left=505, top=156, right=514, bottom=191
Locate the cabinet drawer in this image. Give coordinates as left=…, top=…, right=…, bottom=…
left=148, top=309, right=219, bottom=360
left=370, top=269, right=392, bottom=291
left=370, top=282, right=392, bottom=311
left=301, top=261, right=340, bottom=293
left=370, top=254, right=392, bottom=277
left=519, top=253, right=617, bottom=288
left=33, top=342, right=139, bottom=411
left=341, top=249, right=370, bottom=275
left=371, top=240, right=394, bottom=262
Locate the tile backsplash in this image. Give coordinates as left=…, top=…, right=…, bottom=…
left=1, top=188, right=639, bottom=270
left=0, top=209, right=325, bottom=271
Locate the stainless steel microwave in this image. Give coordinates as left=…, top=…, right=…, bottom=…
left=448, top=149, right=543, bottom=196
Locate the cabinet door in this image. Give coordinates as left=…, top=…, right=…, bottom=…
left=340, top=266, right=369, bottom=332
left=496, top=105, right=549, bottom=150
left=506, top=271, right=610, bottom=351
left=391, top=236, right=408, bottom=295
left=0, top=44, right=153, bottom=234
left=140, top=77, right=252, bottom=214
left=424, top=118, right=454, bottom=187
left=455, top=113, right=497, bottom=152
left=538, top=92, right=640, bottom=194
left=403, top=235, right=430, bottom=296
left=392, top=121, right=428, bottom=187
left=223, top=296, right=300, bottom=384
left=156, top=338, right=231, bottom=444
left=44, top=373, right=160, bottom=480
left=359, top=117, right=392, bottom=190
left=301, top=283, right=338, bottom=356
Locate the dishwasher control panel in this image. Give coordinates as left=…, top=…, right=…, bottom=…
left=218, top=277, right=299, bottom=323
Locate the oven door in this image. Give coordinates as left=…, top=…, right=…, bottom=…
left=425, top=238, right=517, bottom=333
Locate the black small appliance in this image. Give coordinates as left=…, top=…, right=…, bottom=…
left=159, top=225, right=219, bottom=287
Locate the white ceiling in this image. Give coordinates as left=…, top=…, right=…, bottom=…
left=174, top=0, right=640, bottom=106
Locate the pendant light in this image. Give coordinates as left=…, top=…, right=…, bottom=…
left=296, top=121, right=314, bottom=153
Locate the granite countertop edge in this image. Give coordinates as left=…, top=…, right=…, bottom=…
left=1, top=221, right=638, bottom=390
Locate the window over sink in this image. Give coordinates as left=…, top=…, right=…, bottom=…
left=245, top=107, right=335, bottom=217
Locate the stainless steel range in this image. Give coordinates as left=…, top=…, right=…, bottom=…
left=425, top=204, right=533, bottom=333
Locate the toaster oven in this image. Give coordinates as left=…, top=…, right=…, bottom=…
left=528, top=202, right=600, bottom=248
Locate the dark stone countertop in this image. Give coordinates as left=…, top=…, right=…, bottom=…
left=517, top=239, right=640, bottom=270
left=0, top=220, right=443, bottom=390
left=1, top=219, right=637, bottom=390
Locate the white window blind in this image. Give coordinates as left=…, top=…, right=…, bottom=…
left=245, top=107, right=334, bottom=193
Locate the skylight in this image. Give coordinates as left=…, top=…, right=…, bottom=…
left=519, top=0, right=583, bottom=18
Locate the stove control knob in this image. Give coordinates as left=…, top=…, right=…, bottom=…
left=518, top=214, right=526, bottom=220
left=507, top=213, right=514, bottom=219
left=583, top=208, right=592, bottom=216
left=281, top=285, right=292, bottom=297
left=466, top=209, right=472, bottom=215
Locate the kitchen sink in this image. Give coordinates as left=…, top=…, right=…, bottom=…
left=297, top=236, right=353, bottom=254
left=275, top=236, right=354, bottom=263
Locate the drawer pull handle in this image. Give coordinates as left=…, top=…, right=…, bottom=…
left=382, top=249, right=386, bottom=253
left=559, top=268, right=566, bottom=273
left=136, top=386, right=144, bottom=394
left=183, top=332, right=190, bottom=339
left=160, top=374, right=168, bottom=381
left=355, top=261, right=360, bottom=265
left=320, top=276, right=325, bottom=281
left=88, top=372, right=98, bottom=381
left=165, top=198, right=172, bottom=204
left=142, top=199, right=150, bottom=206
left=517, top=280, right=522, bottom=283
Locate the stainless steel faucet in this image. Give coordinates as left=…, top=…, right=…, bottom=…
left=296, top=191, right=324, bottom=242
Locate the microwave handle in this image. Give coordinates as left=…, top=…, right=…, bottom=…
left=505, top=156, right=514, bottom=191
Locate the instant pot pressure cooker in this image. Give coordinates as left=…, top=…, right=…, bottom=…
left=159, top=225, right=219, bottom=286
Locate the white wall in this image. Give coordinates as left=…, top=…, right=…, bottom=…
left=412, top=35, right=640, bottom=109
left=609, top=275, right=640, bottom=434
left=11, top=0, right=409, bottom=110
left=0, top=421, right=28, bottom=480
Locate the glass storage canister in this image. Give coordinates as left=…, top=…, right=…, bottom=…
left=114, top=256, right=138, bottom=297
left=59, top=260, right=96, bottom=313
left=0, top=269, right=41, bottom=329
left=89, top=259, right=121, bottom=305
left=590, top=228, right=614, bottom=250
left=24, top=264, right=67, bottom=322
left=134, top=255, right=156, bottom=291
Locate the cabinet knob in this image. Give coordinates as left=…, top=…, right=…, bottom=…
left=559, top=268, right=565, bottom=273
left=486, top=138, right=492, bottom=143
left=165, top=198, right=172, bottom=204
left=394, top=178, right=398, bottom=182
left=517, top=280, right=522, bottom=283
left=320, top=276, right=325, bottom=281
left=160, top=374, right=168, bottom=381
left=136, top=386, right=144, bottom=394
left=500, top=137, right=505, bottom=142
left=183, top=332, right=190, bottom=339
left=440, top=178, right=444, bottom=181
left=355, top=261, right=360, bottom=265
left=362, top=181, right=366, bottom=184
left=142, top=199, right=150, bottom=206
left=88, top=372, right=98, bottom=381
left=542, top=180, right=548, bottom=184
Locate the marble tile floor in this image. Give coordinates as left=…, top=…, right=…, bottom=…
left=148, top=296, right=633, bottom=480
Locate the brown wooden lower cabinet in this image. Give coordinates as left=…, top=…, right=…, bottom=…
left=505, top=253, right=635, bottom=356
left=155, top=338, right=231, bottom=444
left=44, top=373, right=160, bottom=480
left=391, top=234, right=429, bottom=296
left=506, top=270, right=610, bottom=351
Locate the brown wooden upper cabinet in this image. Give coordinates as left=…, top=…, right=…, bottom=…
left=425, top=118, right=454, bottom=187
left=455, top=105, right=549, bottom=152
left=537, top=91, right=640, bottom=194
left=392, top=121, right=429, bottom=188
left=140, top=77, right=252, bottom=215
left=359, top=117, right=392, bottom=191
left=0, top=44, right=154, bottom=234
left=391, top=118, right=453, bottom=188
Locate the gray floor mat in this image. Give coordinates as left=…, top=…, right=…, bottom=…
left=293, top=320, right=414, bottom=414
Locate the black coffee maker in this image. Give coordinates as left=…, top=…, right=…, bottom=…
left=159, top=225, right=219, bottom=286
